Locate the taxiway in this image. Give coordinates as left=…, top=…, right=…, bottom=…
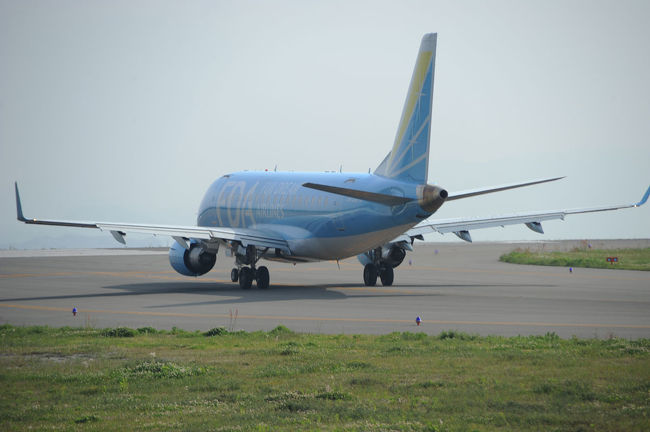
left=1, top=240, right=648, bottom=338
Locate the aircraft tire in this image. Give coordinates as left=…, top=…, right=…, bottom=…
left=380, top=266, right=394, bottom=286
left=231, top=268, right=239, bottom=283
left=363, top=264, right=378, bottom=287
left=256, top=266, right=270, bottom=289
left=239, top=267, right=253, bottom=289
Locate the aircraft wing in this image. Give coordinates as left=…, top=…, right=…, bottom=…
left=406, top=185, right=650, bottom=242
left=14, top=183, right=290, bottom=252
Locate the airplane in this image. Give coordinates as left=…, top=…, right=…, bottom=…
left=14, top=33, right=649, bottom=289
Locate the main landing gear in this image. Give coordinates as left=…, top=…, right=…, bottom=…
left=230, top=244, right=270, bottom=289
left=360, top=246, right=402, bottom=287
left=230, top=266, right=269, bottom=289
left=363, top=263, right=394, bottom=287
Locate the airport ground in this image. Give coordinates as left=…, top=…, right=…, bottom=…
left=1, top=239, right=649, bottom=339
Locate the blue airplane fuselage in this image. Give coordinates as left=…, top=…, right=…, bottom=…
left=196, top=171, right=432, bottom=260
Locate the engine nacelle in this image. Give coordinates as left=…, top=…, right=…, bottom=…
left=381, top=245, right=406, bottom=268
left=357, top=244, right=407, bottom=268
left=169, top=241, right=216, bottom=277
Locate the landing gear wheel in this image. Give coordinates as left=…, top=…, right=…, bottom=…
left=231, top=268, right=239, bottom=283
left=239, top=267, right=253, bottom=289
left=380, top=266, right=394, bottom=286
left=363, top=264, right=378, bottom=287
left=256, top=266, right=270, bottom=289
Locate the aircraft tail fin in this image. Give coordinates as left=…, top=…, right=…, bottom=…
left=374, top=33, right=437, bottom=184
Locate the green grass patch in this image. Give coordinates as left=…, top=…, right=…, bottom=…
left=1, top=325, right=649, bottom=430
left=101, top=326, right=137, bottom=337
left=500, top=247, right=650, bottom=271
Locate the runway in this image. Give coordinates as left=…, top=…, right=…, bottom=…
left=1, top=240, right=649, bottom=338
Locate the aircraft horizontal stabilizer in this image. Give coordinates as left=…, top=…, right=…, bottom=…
left=446, top=177, right=565, bottom=201
left=302, top=183, right=414, bottom=206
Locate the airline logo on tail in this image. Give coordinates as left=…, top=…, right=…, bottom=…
left=375, top=33, right=437, bottom=184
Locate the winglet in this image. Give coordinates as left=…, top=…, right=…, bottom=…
left=15, top=182, right=28, bottom=222
left=635, top=185, right=650, bottom=207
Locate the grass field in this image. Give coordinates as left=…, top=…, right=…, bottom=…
left=499, top=247, right=650, bottom=271
left=1, top=325, right=649, bottom=431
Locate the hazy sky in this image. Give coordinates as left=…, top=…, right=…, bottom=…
left=1, top=0, right=649, bottom=249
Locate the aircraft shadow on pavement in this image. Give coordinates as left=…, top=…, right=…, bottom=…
left=105, top=281, right=441, bottom=308
left=105, top=281, right=553, bottom=308
left=140, top=284, right=550, bottom=309
left=0, top=280, right=554, bottom=305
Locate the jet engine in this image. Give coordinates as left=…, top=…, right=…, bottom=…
left=169, top=240, right=216, bottom=277
left=357, top=243, right=408, bottom=269
left=381, top=245, right=406, bottom=268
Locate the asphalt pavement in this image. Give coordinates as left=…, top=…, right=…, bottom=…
left=1, top=240, right=648, bottom=338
